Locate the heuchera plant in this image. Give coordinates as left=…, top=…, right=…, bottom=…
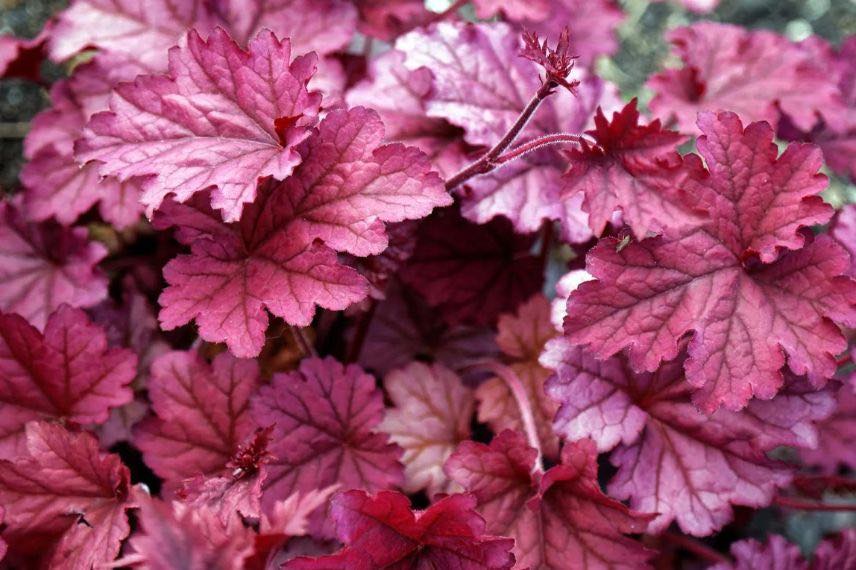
left=0, top=1, right=853, bottom=568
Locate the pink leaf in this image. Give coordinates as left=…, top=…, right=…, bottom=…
left=379, top=362, right=475, bottom=495
left=446, top=431, right=654, bottom=569
left=832, top=205, right=856, bottom=275
left=0, top=423, right=135, bottom=569
left=50, top=0, right=220, bottom=70
left=0, top=306, right=136, bottom=457
left=251, top=357, right=403, bottom=534
left=563, top=99, right=703, bottom=239
left=542, top=338, right=835, bottom=535
left=78, top=28, right=322, bottom=221
left=813, top=529, right=856, bottom=570
left=475, top=295, right=561, bottom=458
left=397, top=22, right=619, bottom=239
left=345, top=49, right=459, bottom=158
left=134, top=350, right=260, bottom=482
left=400, top=208, right=545, bottom=327
left=355, top=0, right=431, bottom=41
left=22, top=77, right=144, bottom=229
left=471, top=0, right=550, bottom=21
left=564, top=112, right=856, bottom=411
left=356, top=280, right=499, bottom=377
left=647, top=22, right=845, bottom=134
left=219, top=0, right=357, bottom=55
left=51, top=0, right=355, bottom=74
left=800, top=379, right=856, bottom=473
left=130, top=497, right=254, bottom=570
left=524, top=0, right=625, bottom=68
left=266, top=106, right=449, bottom=258
left=711, top=534, right=806, bottom=570
left=0, top=200, right=108, bottom=330
left=154, top=105, right=447, bottom=357
left=284, top=490, right=516, bottom=569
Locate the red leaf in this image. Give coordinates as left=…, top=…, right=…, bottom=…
left=564, top=112, right=856, bottom=411
left=135, top=350, right=260, bottom=483
left=379, top=362, right=475, bottom=495
left=0, top=423, right=135, bottom=569
left=563, top=99, right=702, bottom=239
left=251, top=357, right=403, bottom=535
left=475, top=295, right=561, bottom=458
left=446, top=431, right=655, bottom=569
left=401, top=208, right=545, bottom=327
left=78, top=28, right=322, bottom=221
left=284, top=490, right=516, bottom=569
left=542, top=338, right=836, bottom=535
left=0, top=306, right=135, bottom=457
left=647, top=22, right=845, bottom=134
left=0, top=200, right=108, bottom=330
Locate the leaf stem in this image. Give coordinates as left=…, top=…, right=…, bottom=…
left=290, top=325, right=317, bottom=358
left=469, top=360, right=543, bottom=471
left=494, top=133, right=589, bottom=165
left=773, top=496, right=856, bottom=512
left=445, top=81, right=563, bottom=192
left=346, top=299, right=377, bottom=363
left=538, top=220, right=553, bottom=265
left=661, top=532, right=731, bottom=565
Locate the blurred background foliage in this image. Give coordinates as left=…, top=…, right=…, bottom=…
left=0, top=0, right=853, bottom=556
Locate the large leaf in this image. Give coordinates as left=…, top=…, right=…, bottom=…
left=0, top=200, right=107, bottom=330
left=446, top=431, right=654, bottom=569
left=647, top=22, right=844, bottom=134
left=154, top=105, right=448, bottom=357
left=0, top=306, right=135, bottom=457
left=401, top=208, right=544, bottom=327
left=0, top=423, right=136, bottom=569
left=251, top=357, right=403, bottom=534
left=542, top=338, right=835, bottom=535
left=78, top=28, right=322, bottom=221
left=135, top=350, right=260, bottom=482
left=563, top=99, right=701, bottom=239
left=379, top=362, right=474, bottom=495
left=564, top=112, right=855, bottom=411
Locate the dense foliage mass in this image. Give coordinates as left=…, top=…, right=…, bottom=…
left=0, top=0, right=854, bottom=568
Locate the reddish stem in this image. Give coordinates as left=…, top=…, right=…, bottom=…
left=445, top=81, right=559, bottom=191
left=467, top=360, right=543, bottom=471
left=494, top=133, right=589, bottom=165
left=538, top=221, right=553, bottom=265
left=661, top=532, right=731, bottom=565
left=290, top=325, right=317, bottom=358
left=774, top=496, right=856, bottom=512
left=346, top=299, right=378, bottom=363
